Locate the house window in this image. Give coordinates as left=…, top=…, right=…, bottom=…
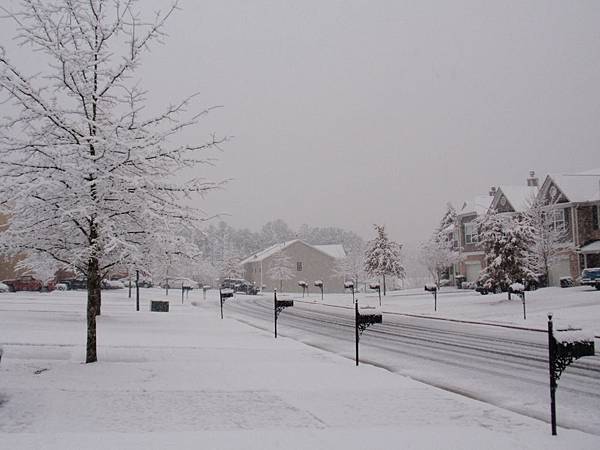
left=464, top=222, right=478, bottom=244
left=452, top=230, right=459, bottom=249
left=549, top=209, right=566, bottom=232
left=297, top=262, right=303, bottom=271
left=593, top=205, right=599, bottom=230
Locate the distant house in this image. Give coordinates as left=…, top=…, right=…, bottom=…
left=536, top=170, right=600, bottom=285
left=240, top=240, right=346, bottom=293
left=455, top=193, right=494, bottom=283
left=455, top=171, right=540, bottom=284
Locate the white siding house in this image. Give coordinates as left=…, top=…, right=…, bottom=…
left=240, top=240, right=346, bottom=293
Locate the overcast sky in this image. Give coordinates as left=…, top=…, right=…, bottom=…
left=2, top=0, right=600, bottom=246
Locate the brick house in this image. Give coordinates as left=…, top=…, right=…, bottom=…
left=536, top=171, right=600, bottom=284
left=453, top=172, right=540, bottom=284
left=454, top=194, right=493, bottom=283
left=240, top=240, right=346, bottom=294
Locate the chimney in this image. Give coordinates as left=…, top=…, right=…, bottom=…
left=489, top=186, right=497, bottom=197
left=527, top=170, right=539, bottom=187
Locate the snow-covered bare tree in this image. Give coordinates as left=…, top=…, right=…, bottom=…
left=419, top=204, right=461, bottom=285
left=477, top=211, right=537, bottom=295
left=524, top=198, right=572, bottom=285
left=0, top=1, right=223, bottom=363
left=266, top=251, right=294, bottom=291
left=364, top=224, right=405, bottom=295
left=17, top=253, right=61, bottom=290
left=335, top=242, right=366, bottom=292
left=219, top=253, right=243, bottom=280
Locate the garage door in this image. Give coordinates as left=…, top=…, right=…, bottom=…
left=465, top=261, right=482, bottom=282
left=549, top=258, right=571, bottom=287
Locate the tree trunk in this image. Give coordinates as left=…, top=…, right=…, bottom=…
left=86, top=256, right=100, bottom=363
left=382, top=274, right=387, bottom=296
left=95, top=284, right=102, bottom=316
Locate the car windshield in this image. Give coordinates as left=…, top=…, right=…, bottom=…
left=582, top=268, right=600, bottom=276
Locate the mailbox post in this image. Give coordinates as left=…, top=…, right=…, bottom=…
left=314, top=280, right=324, bottom=301
left=273, top=290, right=294, bottom=338
left=354, top=300, right=382, bottom=366
left=424, top=283, right=438, bottom=311
left=344, top=280, right=355, bottom=305
left=219, top=288, right=234, bottom=319
left=547, top=314, right=595, bottom=435
left=369, top=282, right=381, bottom=306
left=298, top=281, right=308, bottom=297
left=510, top=283, right=526, bottom=319
left=135, top=270, right=140, bottom=312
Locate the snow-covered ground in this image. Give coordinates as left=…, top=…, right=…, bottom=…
left=0, top=288, right=599, bottom=449
left=291, top=286, right=600, bottom=336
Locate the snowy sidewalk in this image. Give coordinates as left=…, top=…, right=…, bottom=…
left=0, top=290, right=598, bottom=449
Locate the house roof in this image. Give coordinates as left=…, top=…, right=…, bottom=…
left=545, top=170, right=600, bottom=203
left=580, top=240, right=600, bottom=255
left=493, top=185, right=538, bottom=212
left=459, top=195, right=493, bottom=216
left=239, top=240, right=298, bottom=265
left=240, top=240, right=346, bottom=265
left=313, top=244, right=346, bottom=259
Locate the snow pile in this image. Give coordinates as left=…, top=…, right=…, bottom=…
left=554, top=329, right=595, bottom=344
left=510, top=283, right=525, bottom=292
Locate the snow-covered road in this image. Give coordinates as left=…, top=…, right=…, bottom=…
left=224, top=295, right=600, bottom=435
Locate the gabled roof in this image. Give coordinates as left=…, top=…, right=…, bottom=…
left=492, top=185, right=538, bottom=213
left=240, top=240, right=346, bottom=265
left=542, top=170, right=600, bottom=203
left=313, top=244, right=346, bottom=259
left=458, top=195, right=493, bottom=216
left=239, top=240, right=299, bottom=265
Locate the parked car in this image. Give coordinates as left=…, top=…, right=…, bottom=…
left=220, top=278, right=259, bottom=295
left=0, top=282, right=10, bottom=293
left=159, top=278, right=199, bottom=290
left=60, top=278, right=88, bottom=290
left=2, top=275, right=43, bottom=292
left=580, top=268, right=600, bottom=290
left=102, top=279, right=125, bottom=289
left=117, top=276, right=153, bottom=288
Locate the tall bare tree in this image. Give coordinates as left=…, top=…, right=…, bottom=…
left=0, top=0, right=224, bottom=363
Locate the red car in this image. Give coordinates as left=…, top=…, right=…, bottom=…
left=2, top=275, right=43, bottom=292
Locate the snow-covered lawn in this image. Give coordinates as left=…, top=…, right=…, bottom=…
left=0, top=289, right=598, bottom=449
left=291, top=286, right=600, bottom=336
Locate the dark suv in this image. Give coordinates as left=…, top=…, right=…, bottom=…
left=581, top=268, right=600, bottom=290
left=220, top=278, right=259, bottom=295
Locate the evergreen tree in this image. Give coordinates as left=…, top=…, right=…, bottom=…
left=477, top=212, right=537, bottom=295
left=364, top=224, right=405, bottom=295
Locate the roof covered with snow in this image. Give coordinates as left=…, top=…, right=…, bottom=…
left=580, top=240, right=600, bottom=254
left=459, top=195, right=493, bottom=216
left=494, top=185, right=538, bottom=212
left=240, top=240, right=345, bottom=265
left=546, top=170, right=600, bottom=203
left=239, top=240, right=299, bottom=265
left=313, top=244, right=346, bottom=259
